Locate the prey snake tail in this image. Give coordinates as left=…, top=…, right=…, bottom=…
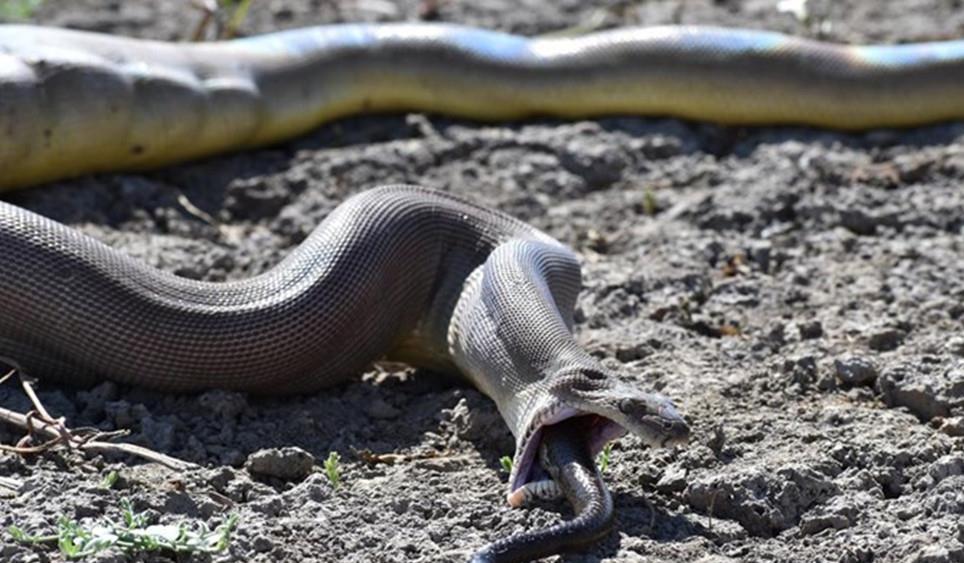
left=1, top=19, right=961, bottom=562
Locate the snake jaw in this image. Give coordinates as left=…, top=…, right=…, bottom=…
left=505, top=368, right=691, bottom=506
left=507, top=401, right=578, bottom=506
left=506, top=400, right=628, bottom=507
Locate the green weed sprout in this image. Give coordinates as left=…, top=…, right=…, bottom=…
left=598, top=443, right=613, bottom=472
left=499, top=456, right=513, bottom=474
left=324, top=451, right=342, bottom=489
left=8, top=498, right=238, bottom=558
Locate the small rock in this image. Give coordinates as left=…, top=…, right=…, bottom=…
left=557, top=139, right=628, bottom=189
left=251, top=536, right=274, bottom=553
left=656, top=464, right=688, bottom=493
left=895, top=505, right=921, bottom=521
left=912, top=544, right=964, bottom=563
left=250, top=494, right=285, bottom=517
left=798, top=321, right=823, bottom=340
left=747, top=241, right=772, bottom=273
left=206, top=466, right=237, bottom=492
left=945, top=337, right=964, bottom=357
left=783, top=355, right=818, bottom=388
left=197, top=390, right=248, bottom=419
left=920, top=454, right=964, bottom=489
left=937, top=416, right=964, bottom=437
left=197, top=499, right=221, bottom=519
left=766, top=322, right=786, bottom=347
left=868, top=328, right=904, bottom=351
left=707, top=426, right=726, bottom=457
left=253, top=536, right=274, bottom=553
left=246, top=447, right=315, bottom=481
left=835, top=356, right=878, bottom=386
left=799, top=509, right=850, bottom=535
left=224, top=178, right=290, bottom=220
left=286, top=473, right=332, bottom=503
left=876, top=364, right=953, bottom=421
left=839, top=209, right=877, bottom=235
left=798, top=494, right=865, bottom=535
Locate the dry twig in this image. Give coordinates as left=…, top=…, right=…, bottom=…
left=0, top=370, right=195, bottom=471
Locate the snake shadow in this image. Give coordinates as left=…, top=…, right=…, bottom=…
left=4, top=366, right=479, bottom=476
left=501, top=488, right=705, bottom=563
left=580, top=489, right=709, bottom=562
left=594, top=116, right=964, bottom=158
left=13, top=112, right=959, bottom=238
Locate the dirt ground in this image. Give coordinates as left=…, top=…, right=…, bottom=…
left=1, top=0, right=963, bottom=561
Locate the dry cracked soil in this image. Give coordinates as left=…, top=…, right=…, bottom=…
left=1, top=0, right=963, bottom=562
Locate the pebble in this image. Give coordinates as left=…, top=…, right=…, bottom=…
left=253, top=536, right=274, bottom=553
left=945, top=336, right=964, bottom=357
left=835, top=356, right=879, bottom=386
left=656, top=464, right=688, bottom=493
left=197, top=390, right=248, bottom=419
left=246, top=447, right=315, bottom=481
left=798, top=320, right=823, bottom=339
left=937, top=416, right=964, bottom=437
left=868, top=328, right=904, bottom=351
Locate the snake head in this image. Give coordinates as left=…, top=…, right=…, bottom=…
left=505, top=366, right=689, bottom=506
left=548, top=367, right=690, bottom=449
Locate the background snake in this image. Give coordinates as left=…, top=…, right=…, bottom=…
left=0, top=21, right=962, bottom=562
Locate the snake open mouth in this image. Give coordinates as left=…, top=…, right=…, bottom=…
left=506, top=404, right=627, bottom=507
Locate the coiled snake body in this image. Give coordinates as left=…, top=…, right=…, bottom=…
left=0, top=21, right=962, bottom=562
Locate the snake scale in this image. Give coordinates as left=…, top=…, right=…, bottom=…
left=0, top=21, right=962, bottom=562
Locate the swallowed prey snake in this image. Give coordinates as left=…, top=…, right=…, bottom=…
left=0, top=21, right=962, bottom=562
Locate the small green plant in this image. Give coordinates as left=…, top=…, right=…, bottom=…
left=100, top=471, right=119, bottom=490
left=642, top=188, right=658, bottom=216
left=597, top=443, right=613, bottom=472
left=324, top=451, right=342, bottom=489
left=8, top=498, right=238, bottom=558
left=499, top=456, right=513, bottom=474
left=219, top=0, right=252, bottom=38
left=0, top=0, right=43, bottom=20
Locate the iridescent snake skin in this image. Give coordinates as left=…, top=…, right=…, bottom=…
left=1, top=22, right=962, bottom=562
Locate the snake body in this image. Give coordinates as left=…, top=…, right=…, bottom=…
left=1, top=23, right=964, bottom=189
left=1, top=20, right=962, bottom=561
left=471, top=417, right=615, bottom=563
left=0, top=184, right=688, bottom=561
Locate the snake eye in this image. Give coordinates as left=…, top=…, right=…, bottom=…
left=619, top=398, right=634, bottom=414
left=584, top=369, right=606, bottom=381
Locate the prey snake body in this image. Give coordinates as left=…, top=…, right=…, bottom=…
left=1, top=20, right=962, bottom=561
